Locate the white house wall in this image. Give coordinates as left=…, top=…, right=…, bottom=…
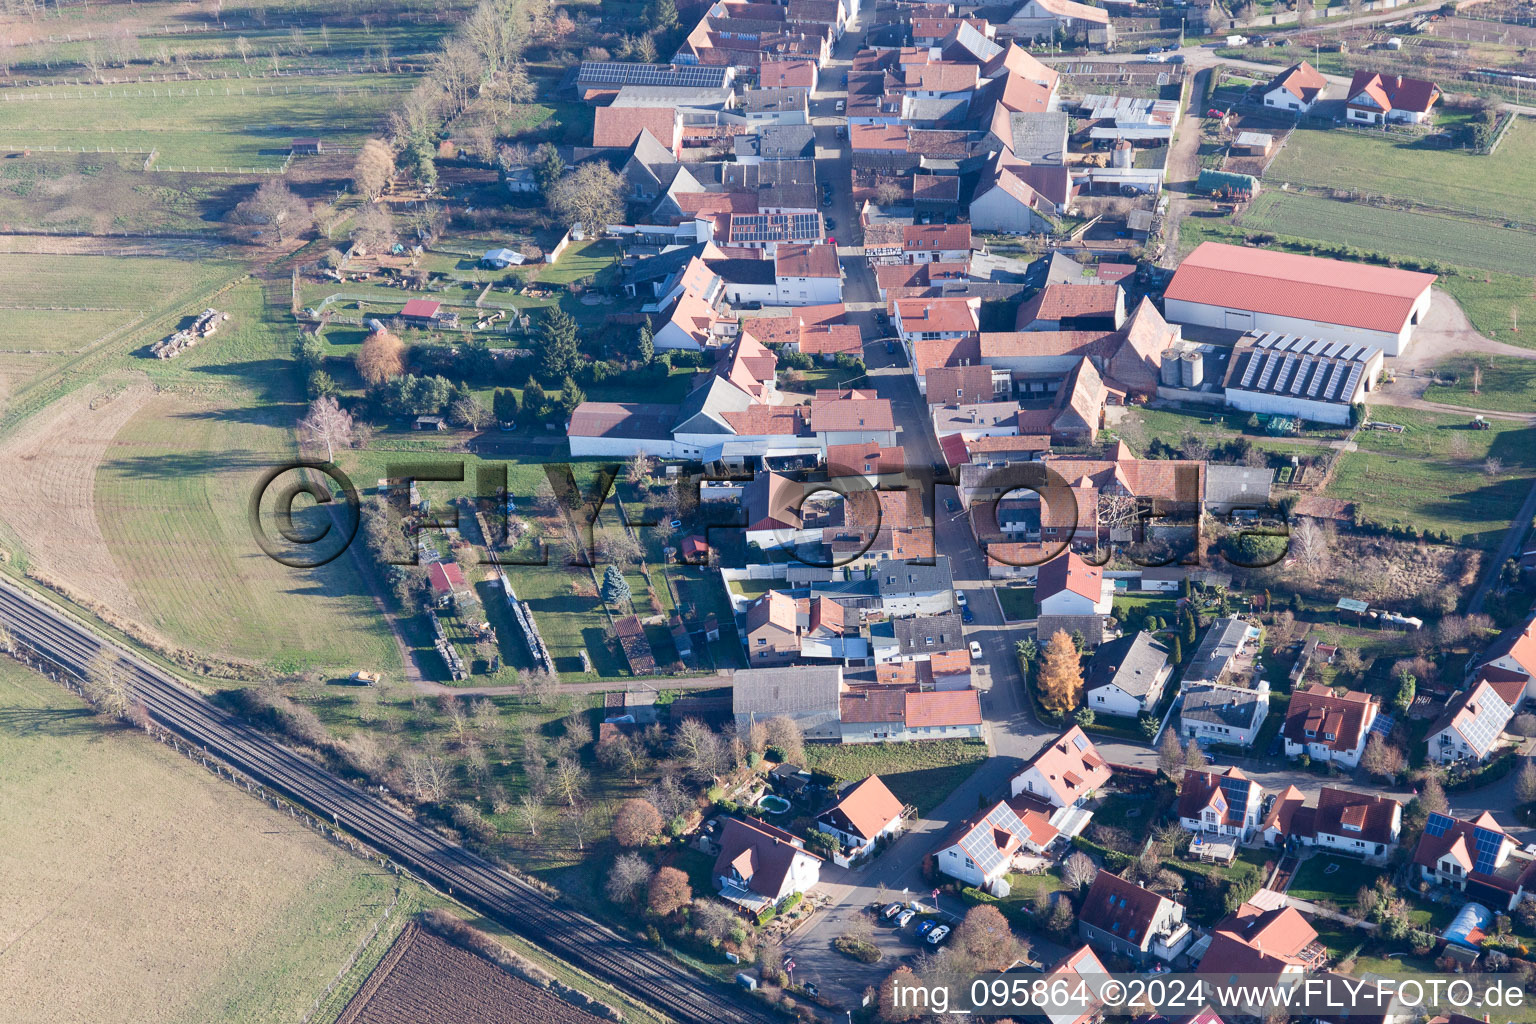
left=1164, top=292, right=1429, bottom=356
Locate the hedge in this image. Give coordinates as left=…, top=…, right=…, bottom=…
left=1071, top=834, right=1135, bottom=872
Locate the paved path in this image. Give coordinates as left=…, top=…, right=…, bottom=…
left=1468, top=478, right=1536, bottom=615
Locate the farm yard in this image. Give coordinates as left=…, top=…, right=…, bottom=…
left=0, top=659, right=416, bottom=1024
left=1324, top=407, right=1536, bottom=548
left=0, top=75, right=417, bottom=171
left=1262, top=119, right=1536, bottom=225
left=336, top=922, right=612, bottom=1024
left=1237, top=190, right=1536, bottom=276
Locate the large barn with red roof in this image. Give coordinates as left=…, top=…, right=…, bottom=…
left=1163, top=242, right=1436, bottom=356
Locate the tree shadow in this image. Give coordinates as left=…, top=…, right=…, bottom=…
left=0, top=705, right=103, bottom=738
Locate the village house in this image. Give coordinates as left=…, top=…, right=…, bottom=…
left=1015, top=283, right=1126, bottom=332
left=875, top=556, right=955, bottom=617
left=815, top=775, right=905, bottom=860
left=1260, top=61, right=1327, bottom=114
left=732, top=664, right=846, bottom=740
left=1009, top=726, right=1112, bottom=811
left=1035, top=550, right=1113, bottom=617
left=1472, top=612, right=1536, bottom=702
left=1346, top=71, right=1440, bottom=125
left=1426, top=677, right=1518, bottom=764
left=1078, top=870, right=1193, bottom=966
left=1178, top=766, right=1265, bottom=841
left=934, top=800, right=1050, bottom=892
left=1084, top=632, right=1172, bottom=718
left=1260, top=785, right=1402, bottom=863
left=838, top=686, right=984, bottom=743
left=1198, top=902, right=1324, bottom=980
left=1181, top=680, right=1271, bottom=748
left=1180, top=616, right=1259, bottom=688
left=1411, top=811, right=1536, bottom=910
left=712, top=816, right=823, bottom=913
left=1282, top=684, right=1381, bottom=768
left=1009, top=0, right=1112, bottom=46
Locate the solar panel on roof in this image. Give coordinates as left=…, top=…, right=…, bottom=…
left=1337, top=344, right=1361, bottom=362
left=1290, top=356, right=1312, bottom=394
left=1306, top=361, right=1327, bottom=398
left=1238, top=353, right=1262, bottom=389
left=1072, top=735, right=1088, bottom=751
left=1253, top=352, right=1278, bottom=390
left=1341, top=362, right=1365, bottom=399
left=1473, top=825, right=1505, bottom=874
left=1425, top=812, right=1454, bottom=837
left=1320, top=361, right=1347, bottom=401
left=1321, top=341, right=1344, bottom=358
left=1306, top=338, right=1329, bottom=354
left=1255, top=334, right=1277, bottom=349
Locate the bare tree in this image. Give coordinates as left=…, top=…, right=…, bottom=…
left=552, top=756, right=587, bottom=807
left=1486, top=457, right=1504, bottom=477
left=764, top=715, right=805, bottom=762
left=1290, top=517, right=1330, bottom=577
left=1061, top=850, right=1098, bottom=888
left=1472, top=361, right=1483, bottom=395
left=1097, top=492, right=1142, bottom=535
left=81, top=650, right=136, bottom=720
left=516, top=790, right=544, bottom=837
left=299, top=396, right=354, bottom=462
left=547, top=161, right=625, bottom=233
left=606, top=851, right=654, bottom=903
left=626, top=452, right=652, bottom=487
left=235, top=178, right=312, bottom=243
left=350, top=203, right=396, bottom=254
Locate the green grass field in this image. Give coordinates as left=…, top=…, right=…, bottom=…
left=801, top=738, right=988, bottom=815
left=996, top=586, right=1038, bottom=621
left=0, top=74, right=415, bottom=169
left=1326, top=407, right=1536, bottom=547
left=89, top=283, right=403, bottom=675
left=1425, top=354, right=1536, bottom=413
left=1287, top=855, right=1378, bottom=907
left=1264, top=119, right=1536, bottom=224
left=1240, top=190, right=1536, bottom=275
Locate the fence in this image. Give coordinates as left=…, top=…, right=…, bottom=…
left=300, top=887, right=402, bottom=1024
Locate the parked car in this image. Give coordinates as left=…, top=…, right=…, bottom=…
left=955, top=591, right=968, bottom=607
left=826, top=236, right=836, bottom=246
left=969, top=640, right=984, bottom=660
left=835, top=98, right=846, bottom=112
left=883, top=902, right=905, bottom=920
left=916, top=919, right=938, bottom=938
left=961, top=607, right=974, bottom=624
left=897, top=909, right=916, bottom=927
left=1170, top=54, right=1186, bottom=64
left=926, top=925, right=951, bottom=945
left=945, top=498, right=957, bottom=512
left=835, top=124, right=846, bottom=139
left=885, top=339, right=897, bottom=354
left=821, top=193, right=832, bottom=207
left=825, top=216, right=836, bottom=231
left=1147, top=45, right=1162, bottom=53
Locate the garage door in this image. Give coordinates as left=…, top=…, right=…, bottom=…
left=1224, top=310, right=1255, bottom=330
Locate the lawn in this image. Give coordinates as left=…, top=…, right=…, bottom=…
left=996, top=586, right=1038, bottom=621
left=1425, top=354, right=1536, bottom=413
left=85, top=283, right=403, bottom=677
left=1263, top=119, right=1536, bottom=225
left=1286, top=855, right=1378, bottom=908
left=801, top=738, right=989, bottom=815
left=1325, top=406, right=1536, bottom=547
left=1239, top=190, right=1536, bottom=276
left=0, top=659, right=422, bottom=1024
left=0, top=249, right=247, bottom=429
left=0, top=74, right=417, bottom=170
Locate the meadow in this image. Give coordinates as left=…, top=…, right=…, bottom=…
left=1263, top=118, right=1536, bottom=224
left=84, top=282, right=404, bottom=676
left=0, top=659, right=412, bottom=1024
left=0, top=74, right=416, bottom=170
left=1424, top=354, right=1536, bottom=413
left=1239, top=190, right=1536, bottom=276
left=1325, top=407, right=1536, bottom=547
left=0, top=247, right=247, bottom=425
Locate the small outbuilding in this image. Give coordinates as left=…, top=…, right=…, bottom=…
left=482, top=248, right=526, bottom=269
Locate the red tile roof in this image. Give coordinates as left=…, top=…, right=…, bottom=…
left=826, top=443, right=906, bottom=477
left=817, top=776, right=904, bottom=839
left=905, top=688, right=981, bottom=728
left=759, top=59, right=817, bottom=88
left=593, top=106, right=677, bottom=149
left=1166, top=241, right=1436, bottom=335
left=903, top=223, right=971, bottom=252
left=1021, top=726, right=1112, bottom=806
left=401, top=298, right=441, bottom=318
left=1035, top=550, right=1104, bottom=603
left=1311, top=786, right=1399, bottom=845
left=1200, top=903, right=1320, bottom=977
left=808, top=392, right=895, bottom=432
left=895, top=296, right=979, bottom=335
left=1347, top=71, right=1439, bottom=115
left=1016, top=283, right=1121, bottom=327
left=1283, top=683, right=1378, bottom=753
left=1265, top=61, right=1327, bottom=104
left=911, top=334, right=981, bottom=383
left=428, top=560, right=467, bottom=595
left=775, top=242, right=840, bottom=278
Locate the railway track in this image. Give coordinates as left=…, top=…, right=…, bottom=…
left=0, top=580, right=778, bottom=1024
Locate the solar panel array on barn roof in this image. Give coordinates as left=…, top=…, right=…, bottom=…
left=577, top=62, right=731, bottom=88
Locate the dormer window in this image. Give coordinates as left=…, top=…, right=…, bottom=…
left=1343, top=821, right=1361, bottom=832
left=1305, top=728, right=1316, bottom=738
